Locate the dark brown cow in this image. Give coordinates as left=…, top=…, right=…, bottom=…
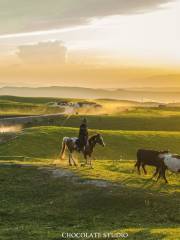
left=135, top=149, right=169, bottom=183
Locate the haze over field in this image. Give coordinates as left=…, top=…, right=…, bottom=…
left=1, top=86, right=180, bottom=103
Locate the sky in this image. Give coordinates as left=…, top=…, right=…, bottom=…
left=0, top=0, right=179, bottom=88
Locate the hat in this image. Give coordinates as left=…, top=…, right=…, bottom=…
left=82, top=118, right=87, bottom=124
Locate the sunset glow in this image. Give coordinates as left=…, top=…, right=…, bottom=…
left=0, top=0, right=179, bottom=88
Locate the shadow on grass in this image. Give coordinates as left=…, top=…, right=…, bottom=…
left=0, top=163, right=179, bottom=240
left=128, top=229, right=166, bottom=240
left=103, top=161, right=180, bottom=191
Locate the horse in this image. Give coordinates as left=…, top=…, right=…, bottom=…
left=135, top=149, right=169, bottom=183
left=60, top=134, right=105, bottom=167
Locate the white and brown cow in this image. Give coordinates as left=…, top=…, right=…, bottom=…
left=160, top=153, right=180, bottom=173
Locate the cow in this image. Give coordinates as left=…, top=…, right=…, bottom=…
left=159, top=153, right=180, bottom=173
left=135, top=149, right=169, bottom=183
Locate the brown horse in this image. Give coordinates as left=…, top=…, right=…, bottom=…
left=60, top=134, right=105, bottom=167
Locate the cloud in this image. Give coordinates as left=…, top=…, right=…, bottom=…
left=17, top=41, right=67, bottom=64
left=0, top=0, right=174, bottom=35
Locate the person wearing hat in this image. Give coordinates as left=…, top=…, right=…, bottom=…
left=77, top=118, right=88, bottom=152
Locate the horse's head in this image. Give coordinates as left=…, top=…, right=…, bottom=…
left=95, top=134, right=105, bottom=147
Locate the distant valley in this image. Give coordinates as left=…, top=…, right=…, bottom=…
left=0, top=86, right=180, bottom=103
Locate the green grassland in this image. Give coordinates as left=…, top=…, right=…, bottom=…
left=0, top=127, right=180, bottom=240
left=2, top=95, right=180, bottom=132
left=1, top=126, right=180, bottom=160
left=0, top=101, right=63, bottom=115
left=41, top=113, right=180, bottom=131
left=0, top=160, right=179, bottom=240
left=0, top=96, right=180, bottom=239
left=0, top=96, right=65, bottom=115
left=0, top=95, right=73, bottom=104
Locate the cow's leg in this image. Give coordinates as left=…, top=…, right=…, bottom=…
left=156, top=166, right=164, bottom=182
left=157, top=165, right=168, bottom=184
left=156, top=171, right=161, bottom=182
left=162, top=167, right=168, bottom=184
left=142, top=164, right=147, bottom=175
left=152, top=167, right=159, bottom=178
left=135, top=161, right=141, bottom=175
left=132, top=161, right=137, bottom=173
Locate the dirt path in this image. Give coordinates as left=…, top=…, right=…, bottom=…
left=0, top=113, right=64, bottom=125
left=38, top=166, right=120, bottom=188
left=0, top=161, right=121, bottom=188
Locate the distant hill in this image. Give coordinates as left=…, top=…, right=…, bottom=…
left=0, top=86, right=180, bottom=103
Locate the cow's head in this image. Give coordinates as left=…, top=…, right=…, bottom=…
left=159, top=150, right=171, bottom=159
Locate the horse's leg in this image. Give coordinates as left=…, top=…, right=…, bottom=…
left=92, top=155, right=96, bottom=160
left=60, top=140, right=66, bottom=160
left=69, top=153, right=72, bottom=166
left=84, top=153, right=88, bottom=165
left=89, top=156, right=94, bottom=169
left=69, top=152, right=74, bottom=166
left=71, top=153, right=77, bottom=167
left=87, top=155, right=91, bottom=166
left=88, top=153, right=94, bottom=168
left=86, top=156, right=88, bottom=166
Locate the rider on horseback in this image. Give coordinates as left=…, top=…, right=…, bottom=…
left=77, top=118, right=88, bottom=152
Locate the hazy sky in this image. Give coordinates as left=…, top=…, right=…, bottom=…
left=0, top=0, right=179, bottom=88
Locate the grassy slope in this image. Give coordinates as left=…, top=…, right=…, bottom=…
left=32, top=113, right=180, bottom=131
left=0, top=97, right=180, bottom=239
left=0, top=99, right=63, bottom=115
left=2, top=96, right=180, bottom=131
left=0, top=161, right=179, bottom=240
left=1, top=126, right=180, bottom=160
left=0, top=95, right=63, bottom=104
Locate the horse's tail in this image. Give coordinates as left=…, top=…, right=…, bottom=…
left=60, top=138, right=67, bottom=160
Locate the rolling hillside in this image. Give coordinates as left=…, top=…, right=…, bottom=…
left=1, top=126, right=180, bottom=160
left=1, top=86, right=180, bottom=102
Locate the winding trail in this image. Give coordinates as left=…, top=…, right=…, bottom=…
left=0, top=161, right=121, bottom=188
left=0, top=113, right=64, bottom=125
left=38, top=166, right=120, bottom=188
